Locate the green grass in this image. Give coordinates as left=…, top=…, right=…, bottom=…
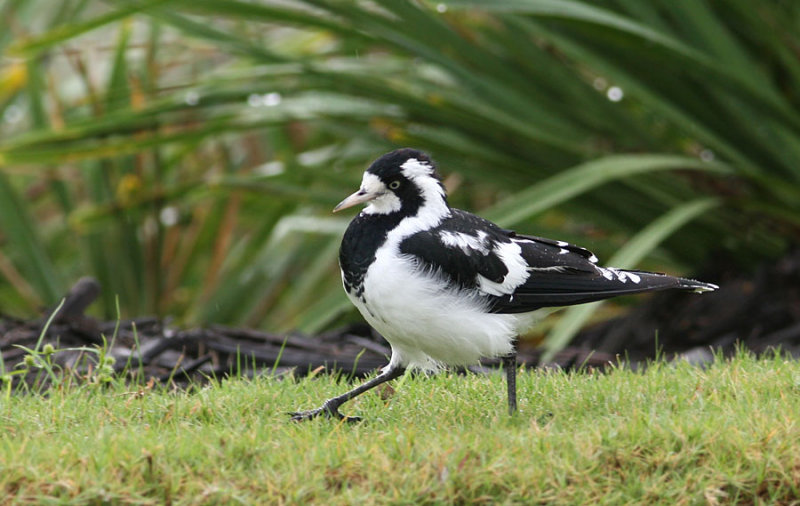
left=2, top=351, right=799, bottom=504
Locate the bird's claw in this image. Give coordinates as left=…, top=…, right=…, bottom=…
left=288, top=402, right=362, bottom=423
left=288, top=408, right=325, bottom=422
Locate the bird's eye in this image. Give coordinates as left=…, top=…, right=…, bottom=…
left=388, top=180, right=401, bottom=190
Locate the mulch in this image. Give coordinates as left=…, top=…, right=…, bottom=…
left=571, top=249, right=800, bottom=364
left=2, top=250, right=799, bottom=388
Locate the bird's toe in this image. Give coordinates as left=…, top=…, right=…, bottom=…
left=322, top=400, right=363, bottom=422
left=288, top=408, right=324, bottom=422
left=288, top=403, right=363, bottom=423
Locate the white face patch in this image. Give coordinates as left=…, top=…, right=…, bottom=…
left=360, top=156, right=451, bottom=236
left=476, top=241, right=530, bottom=296
left=360, top=172, right=402, bottom=215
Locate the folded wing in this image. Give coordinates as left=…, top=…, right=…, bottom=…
left=399, top=210, right=716, bottom=314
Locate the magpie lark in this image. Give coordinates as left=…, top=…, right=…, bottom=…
left=290, top=148, right=718, bottom=422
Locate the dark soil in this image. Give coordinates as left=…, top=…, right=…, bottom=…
left=2, top=251, right=799, bottom=388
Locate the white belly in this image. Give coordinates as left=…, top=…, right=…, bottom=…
left=345, top=253, right=522, bottom=370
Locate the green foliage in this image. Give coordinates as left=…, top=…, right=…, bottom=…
left=1, top=1, right=798, bottom=350
left=0, top=298, right=139, bottom=398
left=2, top=352, right=800, bottom=503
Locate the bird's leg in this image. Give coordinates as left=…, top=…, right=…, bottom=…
left=289, top=365, right=406, bottom=422
left=501, top=348, right=518, bottom=416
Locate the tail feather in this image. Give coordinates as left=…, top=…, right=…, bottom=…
left=675, top=277, right=719, bottom=293
left=625, top=269, right=718, bottom=294
left=491, top=267, right=718, bottom=313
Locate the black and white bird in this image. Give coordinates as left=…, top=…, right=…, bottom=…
left=290, top=148, right=718, bottom=421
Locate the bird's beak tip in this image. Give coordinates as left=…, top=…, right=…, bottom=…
left=333, top=190, right=371, bottom=213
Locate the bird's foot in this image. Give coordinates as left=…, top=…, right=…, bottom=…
left=288, top=400, right=362, bottom=423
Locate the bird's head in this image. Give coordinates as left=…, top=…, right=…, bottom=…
left=334, top=148, right=448, bottom=216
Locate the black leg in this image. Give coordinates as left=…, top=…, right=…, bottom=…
left=501, top=350, right=517, bottom=416
left=289, top=365, right=406, bottom=422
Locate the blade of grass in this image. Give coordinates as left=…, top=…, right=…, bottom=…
left=0, top=173, right=63, bottom=302
left=483, top=154, right=730, bottom=226
left=7, top=0, right=170, bottom=56
left=441, top=0, right=794, bottom=117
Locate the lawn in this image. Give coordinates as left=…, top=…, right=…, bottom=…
left=2, top=351, right=799, bottom=504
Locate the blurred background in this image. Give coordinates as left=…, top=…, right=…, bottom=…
left=1, top=0, right=799, bottom=360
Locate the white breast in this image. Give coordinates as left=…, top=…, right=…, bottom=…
left=346, top=248, right=523, bottom=371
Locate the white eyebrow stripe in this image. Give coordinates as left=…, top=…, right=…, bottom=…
left=399, top=158, right=433, bottom=178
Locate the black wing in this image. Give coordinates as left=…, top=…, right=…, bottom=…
left=398, top=210, right=513, bottom=290
left=399, top=210, right=716, bottom=314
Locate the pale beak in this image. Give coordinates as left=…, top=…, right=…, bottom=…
left=333, top=189, right=381, bottom=212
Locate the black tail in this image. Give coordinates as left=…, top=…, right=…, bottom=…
left=569, top=268, right=719, bottom=301
left=672, top=275, right=718, bottom=293
left=492, top=267, right=718, bottom=313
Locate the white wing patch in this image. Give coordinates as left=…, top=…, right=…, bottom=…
left=598, top=267, right=641, bottom=284
left=527, top=265, right=570, bottom=273
left=477, top=241, right=530, bottom=296
left=438, top=230, right=490, bottom=254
